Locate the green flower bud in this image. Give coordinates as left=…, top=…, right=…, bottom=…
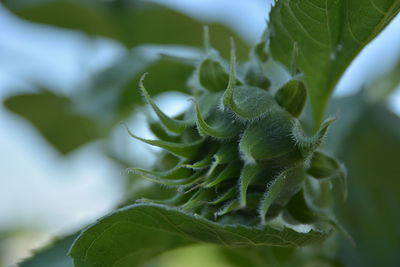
left=275, top=79, right=307, bottom=117
left=125, top=32, right=345, bottom=229
left=198, top=58, right=229, bottom=92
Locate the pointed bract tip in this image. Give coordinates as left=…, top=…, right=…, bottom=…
left=139, top=72, right=149, bottom=86
left=222, top=37, right=237, bottom=108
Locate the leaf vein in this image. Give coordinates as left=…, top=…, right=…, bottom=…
left=369, top=0, right=388, bottom=15
left=345, top=0, right=363, bottom=44
left=286, top=2, right=330, bottom=47
left=295, top=1, right=326, bottom=24
left=306, top=0, right=325, bottom=10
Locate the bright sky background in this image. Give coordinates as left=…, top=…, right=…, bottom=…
left=0, top=1, right=399, bottom=263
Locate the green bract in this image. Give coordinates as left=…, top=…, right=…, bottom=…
left=128, top=29, right=346, bottom=227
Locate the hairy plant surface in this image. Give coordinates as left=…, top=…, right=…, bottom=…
left=69, top=31, right=350, bottom=267
left=125, top=35, right=346, bottom=227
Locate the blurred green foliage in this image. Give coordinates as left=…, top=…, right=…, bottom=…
left=3, top=0, right=249, bottom=58
left=18, top=234, right=77, bottom=267
left=2, top=0, right=249, bottom=154
left=337, top=104, right=400, bottom=267
left=4, top=90, right=105, bottom=154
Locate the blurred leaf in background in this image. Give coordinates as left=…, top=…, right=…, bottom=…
left=4, top=90, right=105, bottom=154
left=335, top=103, right=400, bottom=267
left=325, top=58, right=400, bottom=266
left=2, top=0, right=249, bottom=57
left=18, top=234, right=77, bottom=267
left=1, top=0, right=250, bottom=155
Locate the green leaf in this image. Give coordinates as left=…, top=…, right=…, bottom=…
left=268, top=0, right=400, bottom=125
left=70, top=204, right=330, bottom=267
left=19, top=234, right=76, bottom=267
left=3, top=91, right=105, bottom=154
left=3, top=48, right=152, bottom=154
left=3, top=0, right=122, bottom=40
left=149, top=244, right=263, bottom=267
left=4, top=1, right=249, bottom=58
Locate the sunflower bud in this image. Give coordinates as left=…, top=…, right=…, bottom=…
left=126, top=31, right=344, bottom=228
